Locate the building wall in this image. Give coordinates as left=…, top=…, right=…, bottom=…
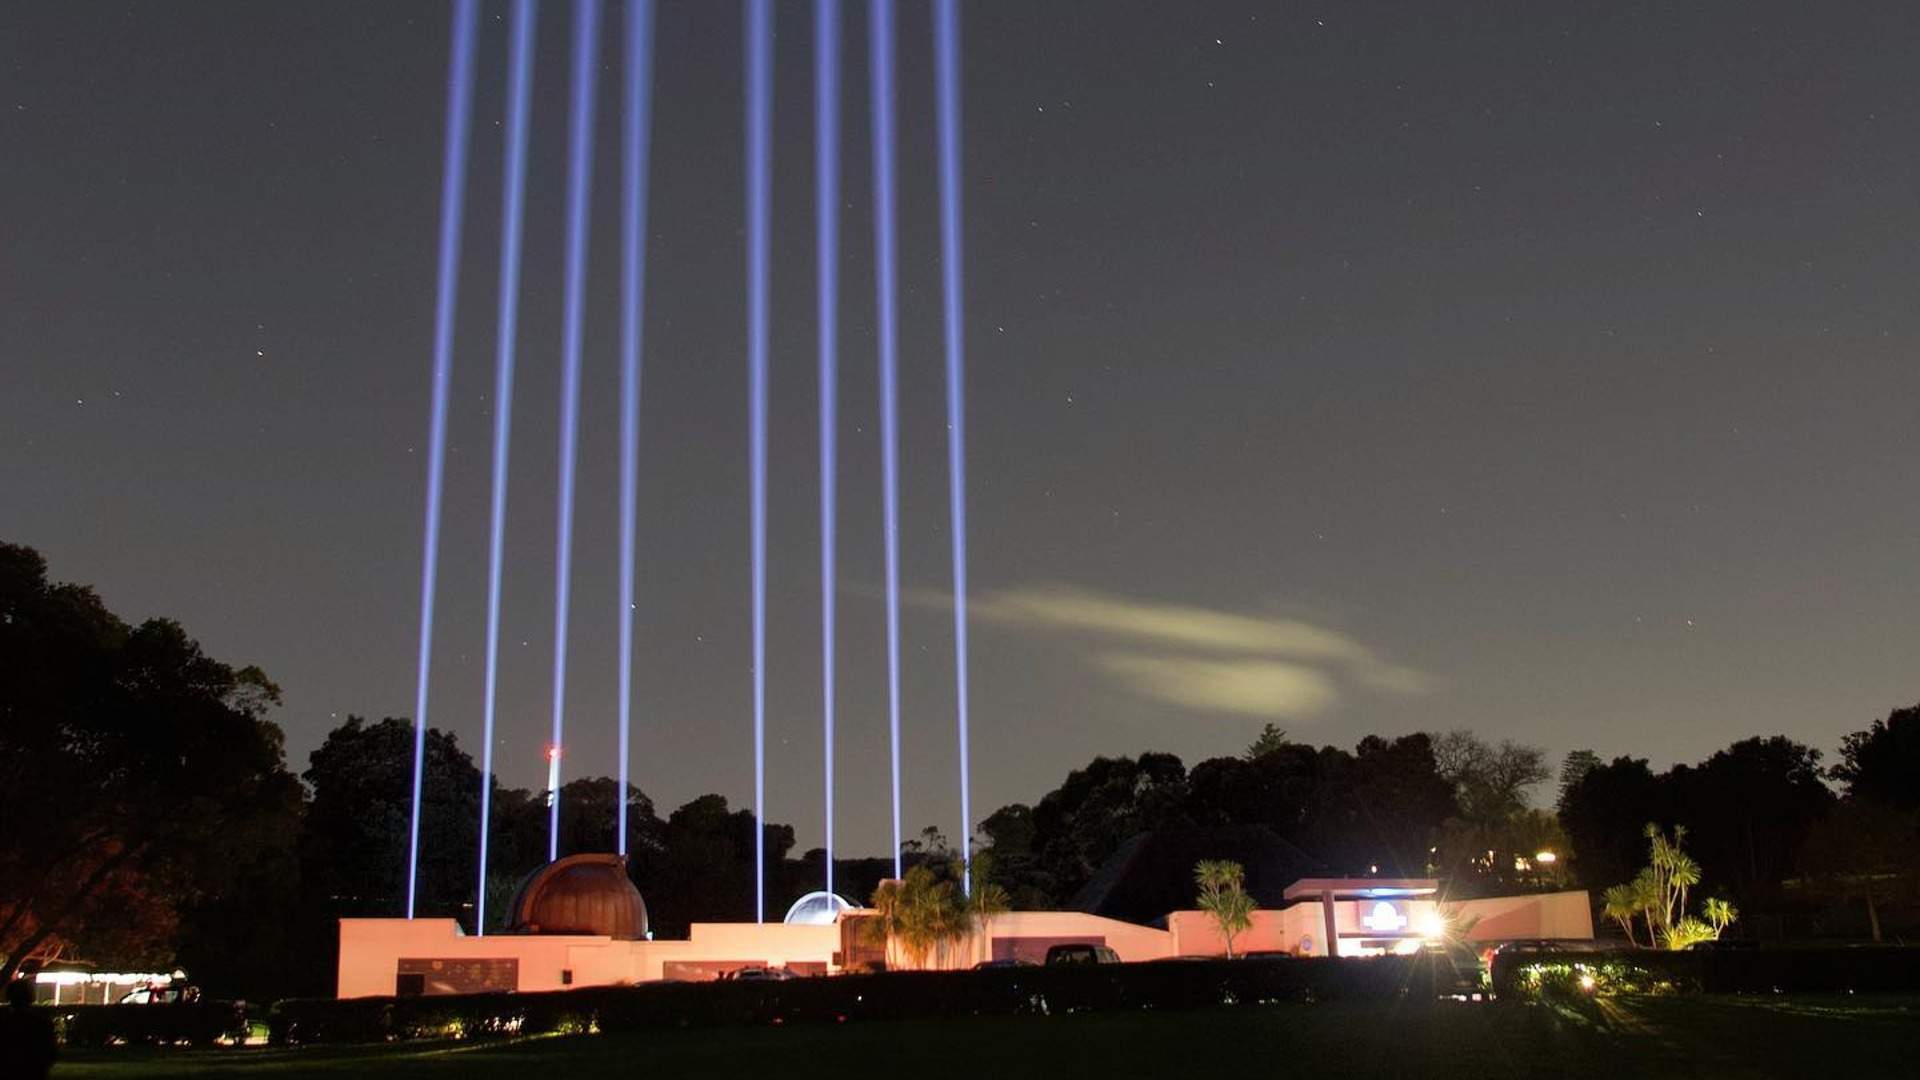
left=338, top=919, right=595, bottom=998
left=337, top=918, right=846, bottom=998
left=1169, top=899, right=1447, bottom=957
left=336, top=890, right=1592, bottom=997
left=1451, top=890, right=1594, bottom=941
left=980, top=911, right=1175, bottom=964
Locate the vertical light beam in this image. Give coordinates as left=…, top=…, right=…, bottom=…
left=550, top=0, right=604, bottom=864
left=744, top=0, right=772, bottom=923
left=617, top=0, right=657, bottom=858
left=815, top=0, right=840, bottom=899
left=477, top=0, right=537, bottom=935
left=867, top=0, right=903, bottom=879
left=933, top=0, right=972, bottom=893
left=406, top=0, right=478, bottom=921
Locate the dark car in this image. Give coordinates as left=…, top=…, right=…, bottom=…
left=1491, top=939, right=1604, bottom=956
left=725, top=966, right=795, bottom=981
left=973, top=958, right=1035, bottom=970
left=1044, top=943, right=1121, bottom=966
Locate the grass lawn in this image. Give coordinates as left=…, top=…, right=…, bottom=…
left=53, top=995, right=1920, bottom=1080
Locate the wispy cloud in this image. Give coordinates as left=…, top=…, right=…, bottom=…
left=1093, top=654, right=1340, bottom=718
left=913, top=583, right=1426, bottom=719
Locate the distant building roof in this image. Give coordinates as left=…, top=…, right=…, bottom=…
left=1068, top=825, right=1327, bottom=925
left=783, top=891, right=853, bottom=926
left=1281, top=878, right=1437, bottom=900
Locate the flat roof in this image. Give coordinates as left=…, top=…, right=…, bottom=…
left=1282, top=877, right=1438, bottom=900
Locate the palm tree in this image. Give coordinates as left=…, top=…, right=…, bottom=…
left=871, top=859, right=1010, bottom=970
left=1631, top=868, right=1663, bottom=943
left=1669, top=852, right=1701, bottom=930
left=1702, top=897, right=1738, bottom=940
left=967, top=858, right=1011, bottom=934
left=1601, top=883, right=1640, bottom=947
left=868, top=877, right=906, bottom=969
left=1194, top=860, right=1257, bottom=959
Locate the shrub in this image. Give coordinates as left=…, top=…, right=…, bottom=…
left=1492, top=947, right=1920, bottom=999
left=54, top=1002, right=251, bottom=1048
left=270, top=954, right=1457, bottom=1045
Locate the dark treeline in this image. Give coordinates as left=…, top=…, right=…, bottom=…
left=5, top=542, right=1918, bottom=999
left=0, top=542, right=960, bottom=998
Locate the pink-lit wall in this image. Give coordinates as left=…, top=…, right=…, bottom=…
left=978, top=911, right=1174, bottom=965
left=1452, top=890, right=1594, bottom=941
left=337, top=918, right=844, bottom=999
left=337, top=890, right=1592, bottom=997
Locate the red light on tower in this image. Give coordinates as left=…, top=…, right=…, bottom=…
left=544, top=744, right=562, bottom=812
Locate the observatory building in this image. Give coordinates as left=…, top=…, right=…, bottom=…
left=336, top=853, right=1591, bottom=998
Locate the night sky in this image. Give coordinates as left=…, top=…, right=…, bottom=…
left=6, top=1, right=1919, bottom=855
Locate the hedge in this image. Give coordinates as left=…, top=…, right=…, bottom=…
left=269, top=953, right=1465, bottom=1045
left=1490, top=946, right=1920, bottom=999
left=51, top=1001, right=251, bottom=1048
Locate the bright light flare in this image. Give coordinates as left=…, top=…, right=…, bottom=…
left=933, top=0, right=971, bottom=892
left=1417, top=910, right=1447, bottom=940
left=744, top=0, right=772, bottom=924
left=476, top=0, right=538, bottom=935
left=867, top=0, right=903, bottom=879
left=406, top=0, right=478, bottom=921
left=549, top=0, right=604, bottom=864
left=816, top=0, right=841, bottom=899
left=616, top=0, right=657, bottom=859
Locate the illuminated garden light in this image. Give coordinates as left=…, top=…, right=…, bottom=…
left=476, top=0, right=538, bottom=936
left=405, top=0, right=478, bottom=921
left=744, top=0, right=773, bottom=923
left=549, top=0, right=604, bottom=864
left=932, top=0, right=972, bottom=892
left=867, top=0, right=904, bottom=879
left=816, top=0, right=841, bottom=899
left=616, top=0, right=657, bottom=859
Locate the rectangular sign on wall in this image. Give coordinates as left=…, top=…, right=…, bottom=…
left=396, top=957, right=519, bottom=996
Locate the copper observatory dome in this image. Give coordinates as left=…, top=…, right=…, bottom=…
left=508, top=853, right=649, bottom=939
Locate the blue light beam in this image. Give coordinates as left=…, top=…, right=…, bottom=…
left=406, top=0, right=478, bottom=921
left=476, top=0, right=537, bottom=935
left=744, top=0, right=773, bottom=923
left=867, top=0, right=903, bottom=879
left=815, top=0, right=841, bottom=899
left=933, top=0, right=972, bottom=893
left=550, top=0, right=604, bottom=864
left=617, top=0, right=657, bottom=858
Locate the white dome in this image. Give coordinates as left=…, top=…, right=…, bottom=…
left=783, top=890, right=853, bottom=926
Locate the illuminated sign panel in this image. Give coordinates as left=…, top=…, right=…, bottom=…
left=1360, top=900, right=1408, bottom=933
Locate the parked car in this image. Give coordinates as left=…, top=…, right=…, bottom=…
left=1491, top=939, right=1605, bottom=956
left=973, top=958, right=1035, bottom=970
left=117, top=985, right=198, bottom=1005
left=1044, top=943, right=1121, bottom=966
left=725, top=966, right=795, bottom=981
